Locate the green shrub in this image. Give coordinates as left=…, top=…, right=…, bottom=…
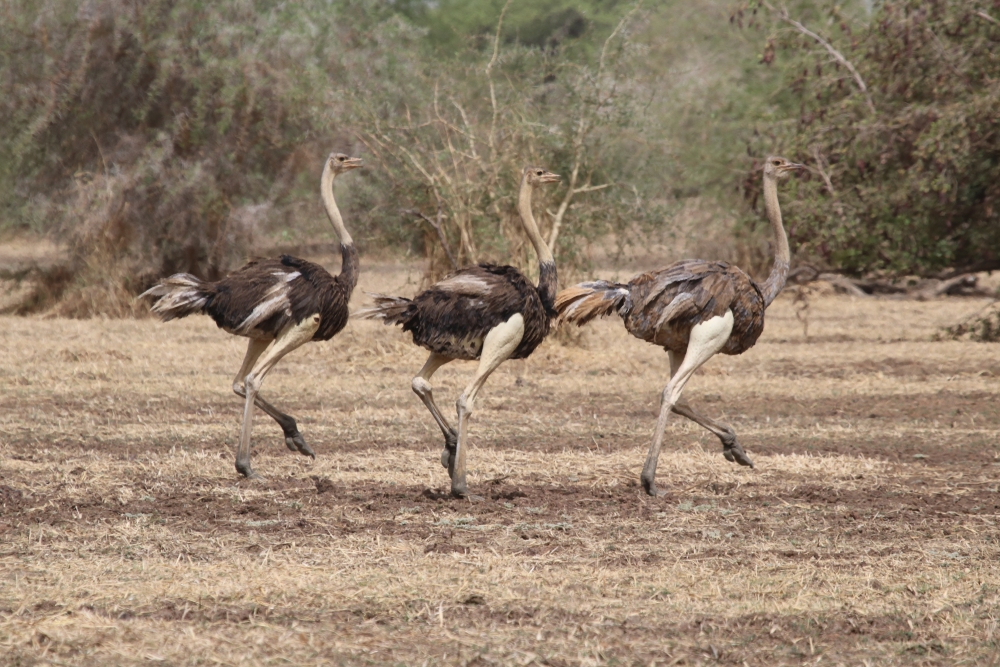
left=739, top=0, right=1000, bottom=277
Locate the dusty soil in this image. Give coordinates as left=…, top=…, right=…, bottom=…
left=1, top=264, right=999, bottom=666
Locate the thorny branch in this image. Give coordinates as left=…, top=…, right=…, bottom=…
left=762, top=0, right=876, bottom=115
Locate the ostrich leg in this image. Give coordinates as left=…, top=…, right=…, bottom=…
left=451, top=313, right=525, bottom=498
left=666, top=351, right=754, bottom=468
left=235, top=315, right=321, bottom=478
left=410, top=352, right=458, bottom=468
left=641, top=311, right=735, bottom=497
left=233, top=339, right=315, bottom=458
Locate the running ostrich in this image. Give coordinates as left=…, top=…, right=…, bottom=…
left=357, top=166, right=561, bottom=498
left=141, top=153, right=363, bottom=479
left=555, top=156, right=802, bottom=496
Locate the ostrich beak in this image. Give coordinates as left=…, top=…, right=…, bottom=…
left=775, top=162, right=804, bottom=177
left=343, top=156, right=364, bottom=170
left=540, top=172, right=561, bottom=184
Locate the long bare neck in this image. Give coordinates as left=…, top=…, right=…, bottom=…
left=321, top=165, right=359, bottom=293
left=759, top=174, right=789, bottom=308
left=518, top=174, right=557, bottom=313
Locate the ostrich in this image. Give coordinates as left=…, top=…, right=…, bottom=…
left=140, top=153, right=363, bottom=479
left=555, top=156, right=802, bottom=496
left=356, top=166, right=561, bottom=498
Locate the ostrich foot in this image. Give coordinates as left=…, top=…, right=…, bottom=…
left=284, top=431, right=316, bottom=459
left=450, top=474, right=468, bottom=498
left=640, top=474, right=668, bottom=497
left=441, top=447, right=455, bottom=470
left=722, top=438, right=754, bottom=468
left=236, top=461, right=259, bottom=479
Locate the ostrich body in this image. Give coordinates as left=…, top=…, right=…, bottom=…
left=357, top=167, right=560, bottom=498
left=555, top=156, right=802, bottom=496
left=141, top=153, right=363, bottom=478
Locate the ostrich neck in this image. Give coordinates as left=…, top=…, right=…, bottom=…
left=759, top=175, right=789, bottom=308
left=518, top=175, right=557, bottom=313
left=321, top=167, right=359, bottom=294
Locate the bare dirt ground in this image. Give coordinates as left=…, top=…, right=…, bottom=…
left=1, top=262, right=999, bottom=666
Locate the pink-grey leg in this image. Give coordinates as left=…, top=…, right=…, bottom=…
left=666, top=351, right=754, bottom=468
left=410, top=352, right=458, bottom=468
left=451, top=314, right=525, bottom=498
left=235, top=315, right=321, bottom=478
left=233, top=339, right=316, bottom=459
left=641, top=311, right=735, bottom=497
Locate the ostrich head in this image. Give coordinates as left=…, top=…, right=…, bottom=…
left=523, top=166, right=561, bottom=186
left=763, top=156, right=803, bottom=180
left=328, top=153, right=364, bottom=174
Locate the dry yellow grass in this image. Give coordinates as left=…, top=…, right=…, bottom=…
left=1, top=263, right=999, bottom=666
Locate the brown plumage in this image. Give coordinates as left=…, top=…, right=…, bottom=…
left=556, top=156, right=802, bottom=496
left=556, top=260, right=767, bottom=355
left=141, top=153, right=363, bottom=478
left=356, top=166, right=561, bottom=498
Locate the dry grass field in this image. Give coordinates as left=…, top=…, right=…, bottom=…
left=2, top=262, right=999, bottom=666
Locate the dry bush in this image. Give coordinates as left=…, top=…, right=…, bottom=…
left=0, top=0, right=364, bottom=316
left=940, top=299, right=1000, bottom=342
left=355, top=2, right=666, bottom=284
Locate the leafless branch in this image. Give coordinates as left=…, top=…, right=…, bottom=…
left=975, top=10, right=1000, bottom=26
left=810, top=146, right=848, bottom=223
left=450, top=98, right=480, bottom=163
left=599, top=1, right=643, bottom=77
left=485, top=0, right=513, bottom=157
left=546, top=2, right=642, bottom=253
left=403, top=199, right=458, bottom=272
left=762, top=1, right=876, bottom=115
left=574, top=183, right=612, bottom=195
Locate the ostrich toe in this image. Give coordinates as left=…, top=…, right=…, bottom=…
left=441, top=447, right=454, bottom=469
left=723, top=439, right=754, bottom=468
left=640, top=475, right=669, bottom=497
left=285, top=432, right=316, bottom=459
left=236, top=461, right=260, bottom=479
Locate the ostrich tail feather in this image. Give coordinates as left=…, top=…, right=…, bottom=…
left=554, top=281, right=629, bottom=326
left=352, top=292, right=414, bottom=326
left=140, top=274, right=212, bottom=322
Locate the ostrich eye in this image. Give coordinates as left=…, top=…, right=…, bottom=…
left=536, top=171, right=543, bottom=175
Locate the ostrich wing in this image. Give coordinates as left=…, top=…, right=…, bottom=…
left=431, top=271, right=496, bottom=297
left=624, top=261, right=745, bottom=346
left=404, top=264, right=546, bottom=360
